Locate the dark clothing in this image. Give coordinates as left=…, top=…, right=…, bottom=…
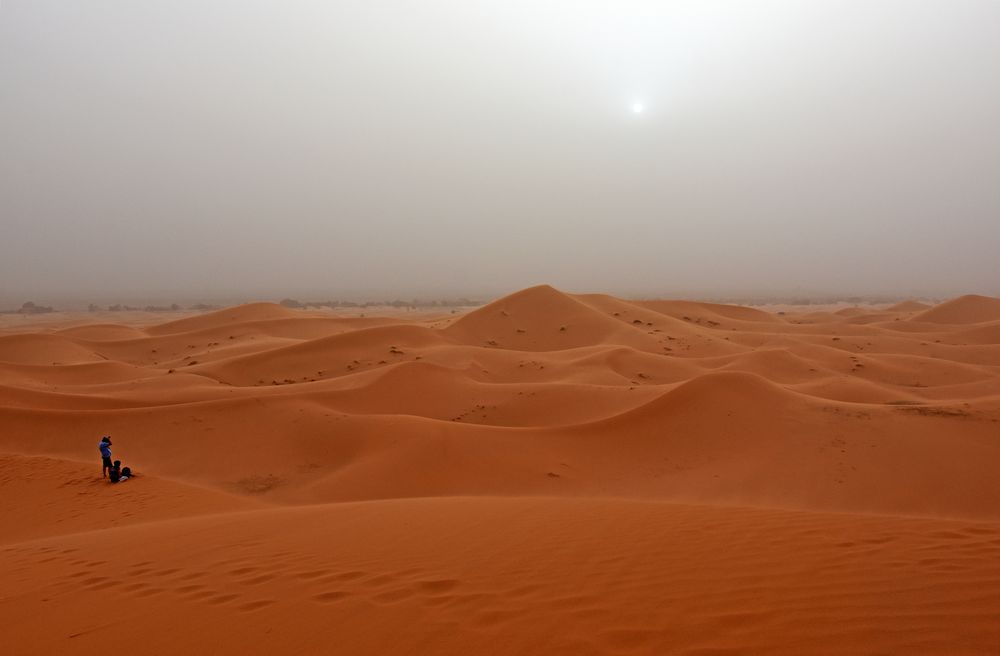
left=102, top=456, right=113, bottom=468
left=108, top=466, right=121, bottom=483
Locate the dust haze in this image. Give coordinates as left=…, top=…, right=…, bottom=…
left=2, top=0, right=999, bottom=306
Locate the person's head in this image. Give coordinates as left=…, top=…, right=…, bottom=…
left=101, top=436, right=110, bottom=443
left=113, top=460, right=121, bottom=468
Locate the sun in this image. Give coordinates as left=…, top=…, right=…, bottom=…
left=631, top=102, right=645, bottom=114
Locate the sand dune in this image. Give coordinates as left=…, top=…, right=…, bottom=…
left=888, top=299, right=933, bottom=312
left=914, top=293, right=1000, bottom=324
left=445, top=285, right=666, bottom=352
left=144, top=302, right=305, bottom=335
left=2, top=287, right=1000, bottom=654
left=0, top=334, right=105, bottom=366
left=5, top=498, right=1000, bottom=656
left=0, top=453, right=260, bottom=544
left=55, top=324, right=151, bottom=341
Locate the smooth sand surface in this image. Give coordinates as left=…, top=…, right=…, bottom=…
left=2, top=286, right=999, bottom=654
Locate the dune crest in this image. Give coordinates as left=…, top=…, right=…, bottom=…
left=145, top=302, right=304, bottom=335
left=914, top=294, right=1000, bottom=324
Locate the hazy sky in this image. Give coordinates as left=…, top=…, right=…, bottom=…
left=2, top=1, right=999, bottom=304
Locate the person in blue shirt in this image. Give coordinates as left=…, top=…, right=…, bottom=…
left=99, top=436, right=113, bottom=478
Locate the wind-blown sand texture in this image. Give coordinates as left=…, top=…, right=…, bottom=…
left=2, top=286, right=999, bottom=655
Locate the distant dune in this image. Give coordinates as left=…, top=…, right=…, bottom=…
left=887, top=299, right=933, bottom=312
left=913, top=293, right=1000, bottom=324
left=2, top=286, right=1000, bottom=654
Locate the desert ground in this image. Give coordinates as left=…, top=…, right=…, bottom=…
left=2, top=285, right=999, bottom=655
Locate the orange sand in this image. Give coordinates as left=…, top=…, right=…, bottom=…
left=2, top=286, right=999, bottom=654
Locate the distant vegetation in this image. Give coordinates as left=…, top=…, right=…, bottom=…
left=0, top=294, right=934, bottom=316
left=0, top=298, right=482, bottom=315
left=714, top=295, right=918, bottom=307
left=80, top=298, right=484, bottom=313
left=98, top=303, right=184, bottom=312
left=17, top=301, right=55, bottom=314
left=280, top=298, right=483, bottom=310
left=79, top=303, right=218, bottom=312
left=0, top=301, right=57, bottom=315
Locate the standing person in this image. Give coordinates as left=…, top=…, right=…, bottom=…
left=99, top=436, right=113, bottom=478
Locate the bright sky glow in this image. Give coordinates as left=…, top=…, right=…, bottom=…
left=2, top=1, right=999, bottom=300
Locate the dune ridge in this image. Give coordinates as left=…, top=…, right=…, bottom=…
left=913, top=294, right=1000, bottom=324
left=2, top=286, right=999, bottom=654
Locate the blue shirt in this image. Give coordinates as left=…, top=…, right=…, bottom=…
left=99, top=442, right=112, bottom=458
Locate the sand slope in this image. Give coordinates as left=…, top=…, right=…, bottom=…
left=914, top=294, right=1000, bottom=324
left=2, top=287, right=1000, bottom=654
left=4, top=498, right=1000, bottom=656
